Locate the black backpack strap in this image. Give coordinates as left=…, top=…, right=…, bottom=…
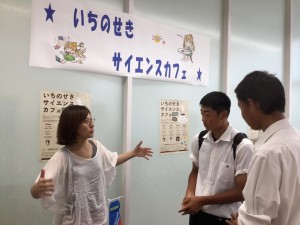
left=198, top=130, right=208, bottom=150
left=232, top=133, right=247, bottom=160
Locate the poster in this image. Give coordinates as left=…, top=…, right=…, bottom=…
left=40, top=90, right=91, bottom=160
left=159, top=99, right=189, bottom=153
left=30, top=0, right=210, bottom=86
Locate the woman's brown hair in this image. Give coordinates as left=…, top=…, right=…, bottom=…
left=57, top=105, right=90, bottom=145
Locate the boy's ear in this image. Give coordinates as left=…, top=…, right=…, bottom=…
left=248, top=98, right=260, bottom=110
left=220, top=109, right=229, bottom=119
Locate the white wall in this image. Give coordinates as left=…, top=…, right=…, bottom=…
left=0, top=0, right=298, bottom=225
left=291, top=1, right=300, bottom=129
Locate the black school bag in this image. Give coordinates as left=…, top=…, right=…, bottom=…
left=198, top=130, right=247, bottom=160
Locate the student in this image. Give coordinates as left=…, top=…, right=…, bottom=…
left=226, top=71, right=300, bottom=225
left=30, top=105, right=153, bottom=225
left=179, top=91, right=254, bottom=225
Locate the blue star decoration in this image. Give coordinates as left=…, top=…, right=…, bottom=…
left=197, top=68, right=202, bottom=81
left=44, top=3, right=55, bottom=22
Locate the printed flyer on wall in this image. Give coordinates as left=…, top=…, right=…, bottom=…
left=159, top=99, right=189, bottom=154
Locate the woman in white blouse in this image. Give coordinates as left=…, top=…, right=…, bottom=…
left=31, top=105, right=153, bottom=225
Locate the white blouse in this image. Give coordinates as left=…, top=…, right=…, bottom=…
left=38, top=140, right=118, bottom=225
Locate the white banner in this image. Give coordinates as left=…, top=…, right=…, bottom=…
left=30, top=0, right=210, bottom=86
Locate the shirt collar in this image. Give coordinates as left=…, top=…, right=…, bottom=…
left=255, top=118, right=291, bottom=148
left=207, top=124, right=233, bottom=143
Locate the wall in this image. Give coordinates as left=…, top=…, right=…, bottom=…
left=130, top=1, right=222, bottom=224
left=228, top=0, right=285, bottom=130
left=0, top=0, right=297, bottom=225
left=0, top=1, right=124, bottom=224
left=291, top=1, right=300, bottom=129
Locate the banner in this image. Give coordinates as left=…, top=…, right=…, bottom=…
left=30, top=0, right=210, bottom=86
left=109, top=200, right=122, bottom=225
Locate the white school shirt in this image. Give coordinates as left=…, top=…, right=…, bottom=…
left=238, top=119, right=300, bottom=225
left=190, top=125, right=254, bottom=218
left=38, top=140, right=118, bottom=225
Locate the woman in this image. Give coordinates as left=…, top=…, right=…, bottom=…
left=31, top=105, right=153, bottom=225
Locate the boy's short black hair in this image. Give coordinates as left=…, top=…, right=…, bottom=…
left=235, top=71, right=285, bottom=114
left=200, top=91, right=231, bottom=116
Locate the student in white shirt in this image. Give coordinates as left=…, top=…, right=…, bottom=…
left=227, top=71, right=300, bottom=225
left=30, top=105, right=153, bottom=225
left=179, top=91, right=254, bottom=225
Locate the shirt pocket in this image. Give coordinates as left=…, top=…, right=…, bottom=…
left=216, top=161, right=235, bottom=185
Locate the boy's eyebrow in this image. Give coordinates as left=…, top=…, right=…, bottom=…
left=201, top=109, right=210, bottom=113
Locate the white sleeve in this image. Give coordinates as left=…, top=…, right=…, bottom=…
left=238, top=154, right=280, bottom=225
left=189, top=134, right=200, bottom=166
left=96, top=140, right=118, bottom=187
left=40, top=150, right=69, bottom=212
left=238, top=203, right=271, bottom=225
left=235, top=139, right=254, bottom=176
